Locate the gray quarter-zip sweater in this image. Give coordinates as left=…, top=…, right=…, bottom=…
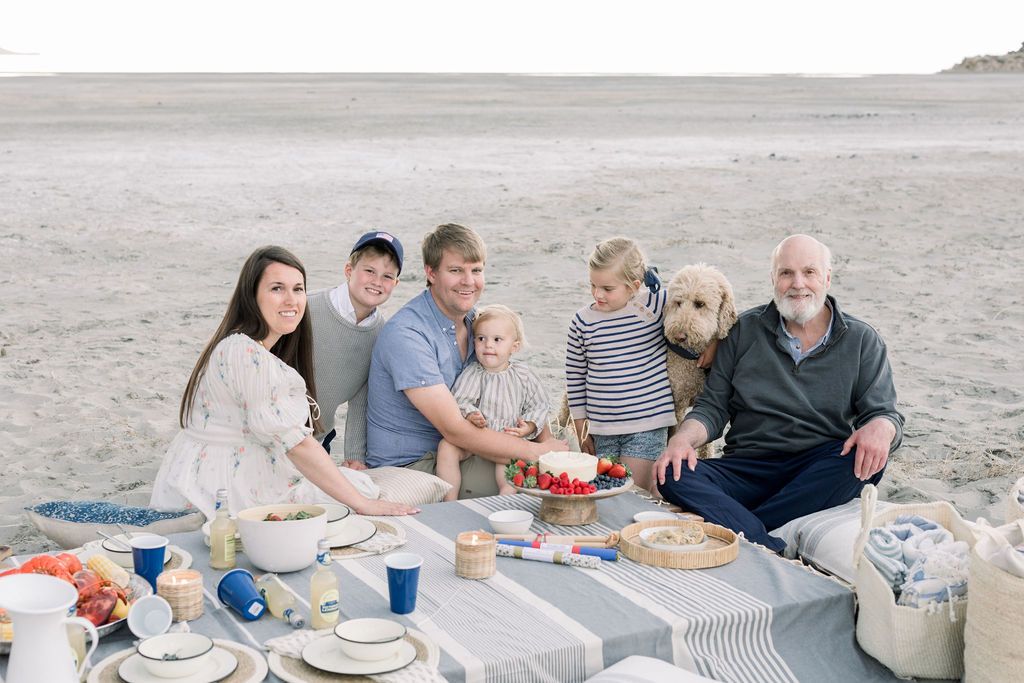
left=687, top=295, right=904, bottom=458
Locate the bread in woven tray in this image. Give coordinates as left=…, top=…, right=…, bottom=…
left=649, top=525, right=705, bottom=545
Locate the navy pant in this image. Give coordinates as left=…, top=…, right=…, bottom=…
left=657, top=440, right=884, bottom=553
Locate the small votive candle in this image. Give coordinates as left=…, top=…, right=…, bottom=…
left=455, top=530, right=496, bottom=579
left=156, top=569, right=204, bottom=621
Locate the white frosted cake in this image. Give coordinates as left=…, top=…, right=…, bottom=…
left=539, top=451, right=598, bottom=483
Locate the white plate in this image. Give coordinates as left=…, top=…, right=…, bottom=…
left=79, top=540, right=171, bottom=567
left=117, top=645, right=238, bottom=683
left=325, top=515, right=377, bottom=549
left=77, top=542, right=191, bottom=571
left=633, top=510, right=681, bottom=523
left=301, top=635, right=416, bottom=675
left=638, top=526, right=709, bottom=552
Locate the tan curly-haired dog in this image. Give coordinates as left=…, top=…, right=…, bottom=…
left=663, top=263, right=737, bottom=458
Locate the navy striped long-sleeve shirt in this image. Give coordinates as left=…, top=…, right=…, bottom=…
left=565, top=288, right=677, bottom=436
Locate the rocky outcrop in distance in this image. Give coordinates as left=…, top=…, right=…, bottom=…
left=944, top=43, right=1024, bottom=72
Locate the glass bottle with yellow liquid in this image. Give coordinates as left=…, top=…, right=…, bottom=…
left=209, top=488, right=237, bottom=570
left=256, top=573, right=306, bottom=628
left=310, top=539, right=339, bottom=629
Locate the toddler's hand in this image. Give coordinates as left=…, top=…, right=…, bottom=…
left=342, top=460, right=367, bottom=471
left=467, top=411, right=488, bottom=429
left=503, top=419, right=535, bottom=438
left=580, top=435, right=596, bottom=455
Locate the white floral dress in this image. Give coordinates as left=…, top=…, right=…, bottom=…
left=150, top=334, right=378, bottom=519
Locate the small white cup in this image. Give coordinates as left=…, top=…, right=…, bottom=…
left=127, top=594, right=173, bottom=639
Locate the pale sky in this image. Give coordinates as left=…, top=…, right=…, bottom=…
left=1, top=0, right=1021, bottom=74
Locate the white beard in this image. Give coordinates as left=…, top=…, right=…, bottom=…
left=775, top=290, right=825, bottom=325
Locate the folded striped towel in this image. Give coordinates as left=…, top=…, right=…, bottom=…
left=902, top=528, right=955, bottom=565
left=897, top=543, right=970, bottom=608
left=893, top=514, right=939, bottom=532
left=864, top=527, right=908, bottom=590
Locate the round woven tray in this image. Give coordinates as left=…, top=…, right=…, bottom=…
left=619, top=520, right=738, bottom=569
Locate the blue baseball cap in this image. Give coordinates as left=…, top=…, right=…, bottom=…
left=350, top=230, right=404, bottom=275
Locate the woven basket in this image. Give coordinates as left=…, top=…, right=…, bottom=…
left=852, top=484, right=975, bottom=680
left=619, top=520, right=738, bottom=569
left=963, top=520, right=1024, bottom=683
left=1005, top=476, right=1024, bottom=524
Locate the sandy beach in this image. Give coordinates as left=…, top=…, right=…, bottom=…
left=1, top=73, right=1021, bottom=553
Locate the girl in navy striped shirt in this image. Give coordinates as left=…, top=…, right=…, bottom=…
left=566, top=237, right=679, bottom=493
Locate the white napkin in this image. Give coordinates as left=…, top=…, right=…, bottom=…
left=332, top=529, right=406, bottom=558
left=265, top=628, right=445, bottom=683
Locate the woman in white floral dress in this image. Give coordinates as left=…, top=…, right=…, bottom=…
left=151, top=246, right=417, bottom=520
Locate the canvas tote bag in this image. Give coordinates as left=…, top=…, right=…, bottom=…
left=851, top=484, right=976, bottom=680
left=1005, top=475, right=1024, bottom=524
left=963, top=518, right=1024, bottom=683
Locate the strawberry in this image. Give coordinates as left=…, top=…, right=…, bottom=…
left=608, top=463, right=627, bottom=479
left=597, top=457, right=614, bottom=475
left=514, top=459, right=527, bottom=469
left=537, top=473, right=553, bottom=490
left=504, top=462, right=521, bottom=481
left=524, top=475, right=537, bottom=488
left=525, top=465, right=538, bottom=477
left=512, top=472, right=525, bottom=487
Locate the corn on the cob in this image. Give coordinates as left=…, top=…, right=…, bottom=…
left=87, top=554, right=130, bottom=588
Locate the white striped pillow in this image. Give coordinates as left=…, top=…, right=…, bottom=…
left=365, top=466, right=452, bottom=506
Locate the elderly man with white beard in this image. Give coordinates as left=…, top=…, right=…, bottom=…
left=655, top=234, right=903, bottom=552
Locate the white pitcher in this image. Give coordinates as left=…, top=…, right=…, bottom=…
left=0, top=573, right=98, bottom=683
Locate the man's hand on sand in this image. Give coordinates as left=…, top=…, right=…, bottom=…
left=655, top=441, right=699, bottom=485
left=342, top=460, right=367, bottom=471
left=466, top=411, right=488, bottom=429
left=842, top=418, right=896, bottom=480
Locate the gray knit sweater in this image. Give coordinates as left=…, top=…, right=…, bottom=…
left=688, top=295, right=904, bottom=458
left=308, top=289, right=384, bottom=461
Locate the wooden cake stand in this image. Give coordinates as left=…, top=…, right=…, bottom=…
left=512, top=478, right=634, bottom=525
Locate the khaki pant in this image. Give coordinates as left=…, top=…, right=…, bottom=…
left=405, top=451, right=499, bottom=499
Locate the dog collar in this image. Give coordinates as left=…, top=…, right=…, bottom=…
left=664, top=337, right=701, bottom=361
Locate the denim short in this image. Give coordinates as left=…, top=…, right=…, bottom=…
left=592, top=427, right=668, bottom=461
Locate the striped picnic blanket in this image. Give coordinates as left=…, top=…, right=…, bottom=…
left=24, top=492, right=910, bottom=682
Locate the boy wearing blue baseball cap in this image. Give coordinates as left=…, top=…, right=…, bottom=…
left=309, top=230, right=404, bottom=467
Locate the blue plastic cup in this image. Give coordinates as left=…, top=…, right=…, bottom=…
left=217, top=568, right=266, bottom=621
left=130, top=535, right=169, bottom=591
left=385, top=552, right=423, bottom=615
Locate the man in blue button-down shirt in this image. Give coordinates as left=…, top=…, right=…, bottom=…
left=366, top=223, right=566, bottom=498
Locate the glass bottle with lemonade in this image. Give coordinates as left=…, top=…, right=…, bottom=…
left=310, top=539, right=339, bottom=629
left=209, top=488, right=237, bottom=570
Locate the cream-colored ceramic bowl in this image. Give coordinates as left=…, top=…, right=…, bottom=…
left=137, top=632, right=214, bottom=678
left=487, top=510, right=534, bottom=535
left=334, top=618, right=407, bottom=661
left=236, top=504, right=326, bottom=573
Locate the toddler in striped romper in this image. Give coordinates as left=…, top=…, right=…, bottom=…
left=566, top=237, right=678, bottom=494
left=437, top=304, right=551, bottom=500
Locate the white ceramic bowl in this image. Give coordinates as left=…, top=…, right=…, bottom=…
left=632, top=510, right=680, bottom=523
left=320, top=502, right=352, bottom=537
left=487, top=510, right=534, bottom=535
left=334, top=618, right=407, bottom=662
left=236, top=504, right=327, bottom=573
left=136, top=632, right=214, bottom=678
left=101, top=533, right=169, bottom=569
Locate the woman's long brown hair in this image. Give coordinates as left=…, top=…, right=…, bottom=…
left=179, top=245, right=322, bottom=434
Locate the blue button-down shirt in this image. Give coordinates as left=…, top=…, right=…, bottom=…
left=780, top=301, right=834, bottom=364
left=366, top=289, right=475, bottom=466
